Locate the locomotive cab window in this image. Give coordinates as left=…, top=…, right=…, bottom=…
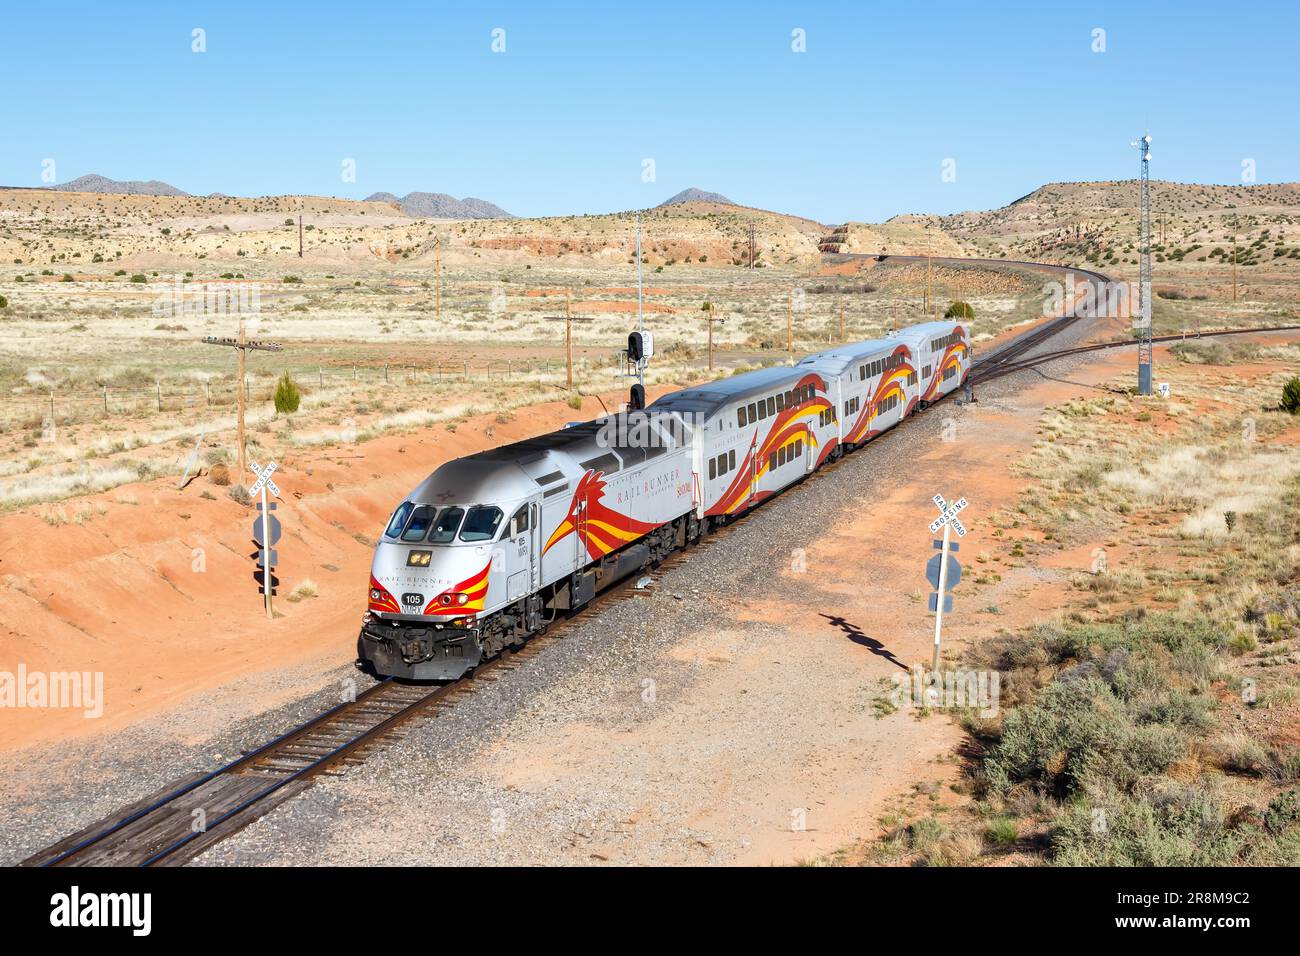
left=401, top=505, right=436, bottom=542
left=508, top=505, right=530, bottom=537
left=429, top=506, right=464, bottom=544
left=384, top=501, right=414, bottom=539
left=459, top=505, right=504, bottom=542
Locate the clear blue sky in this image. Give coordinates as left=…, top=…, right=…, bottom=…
left=1, top=1, right=1295, bottom=222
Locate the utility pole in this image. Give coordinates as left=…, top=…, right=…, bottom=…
left=748, top=221, right=756, bottom=269
left=565, top=288, right=573, bottom=390
left=202, top=326, right=283, bottom=476
left=787, top=289, right=793, bottom=357
left=1132, top=133, right=1153, bottom=395
left=298, top=214, right=303, bottom=258
left=435, top=234, right=443, bottom=321
left=927, top=248, right=934, bottom=317
left=839, top=301, right=845, bottom=342
left=1232, top=234, right=1238, bottom=302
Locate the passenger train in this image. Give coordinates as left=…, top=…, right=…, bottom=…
left=359, top=320, right=970, bottom=679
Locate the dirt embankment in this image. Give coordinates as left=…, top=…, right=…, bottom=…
left=0, top=385, right=678, bottom=752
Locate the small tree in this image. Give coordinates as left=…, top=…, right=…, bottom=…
left=1283, top=377, right=1300, bottom=415
left=0, top=295, right=7, bottom=309
left=274, top=371, right=301, bottom=415
left=945, top=301, right=975, bottom=320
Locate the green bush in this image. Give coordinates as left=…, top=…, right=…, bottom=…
left=1282, top=377, right=1300, bottom=415
left=0, top=295, right=7, bottom=309
left=944, top=300, right=975, bottom=320
left=273, top=371, right=301, bottom=414
left=129, top=274, right=147, bottom=283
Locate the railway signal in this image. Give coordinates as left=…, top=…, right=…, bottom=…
left=249, top=460, right=281, bottom=618
left=926, top=494, right=967, bottom=670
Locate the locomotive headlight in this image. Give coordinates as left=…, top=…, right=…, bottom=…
left=371, top=589, right=384, bottom=602
left=438, top=592, right=470, bottom=607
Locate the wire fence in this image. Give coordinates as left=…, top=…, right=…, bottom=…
left=2, top=356, right=638, bottom=431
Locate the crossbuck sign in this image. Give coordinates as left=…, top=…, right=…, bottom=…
left=926, top=494, right=968, bottom=670
left=249, top=460, right=280, bottom=498
left=249, top=460, right=280, bottom=618
left=929, top=494, right=967, bottom=537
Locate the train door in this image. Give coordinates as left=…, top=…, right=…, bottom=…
left=503, top=501, right=537, bottom=603
left=529, top=500, right=542, bottom=592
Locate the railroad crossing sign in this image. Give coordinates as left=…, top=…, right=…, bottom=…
left=249, top=459, right=280, bottom=498
left=928, top=494, right=967, bottom=537
left=249, top=460, right=281, bottom=618
left=925, top=494, right=969, bottom=670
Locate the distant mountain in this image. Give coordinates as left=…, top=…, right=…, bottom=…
left=52, top=174, right=189, bottom=197
left=364, top=191, right=512, bottom=219
left=657, top=187, right=736, bottom=207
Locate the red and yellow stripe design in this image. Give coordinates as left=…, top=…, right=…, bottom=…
left=423, top=559, right=492, bottom=616
left=920, top=326, right=968, bottom=402
left=845, top=345, right=914, bottom=445
left=543, top=469, right=661, bottom=561
left=708, top=373, right=828, bottom=517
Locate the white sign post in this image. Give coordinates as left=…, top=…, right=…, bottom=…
left=249, top=460, right=280, bottom=619
left=927, top=494, right=967, bottom=670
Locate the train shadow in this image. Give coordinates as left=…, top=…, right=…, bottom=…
left=818, top=613, right=908, bottom=671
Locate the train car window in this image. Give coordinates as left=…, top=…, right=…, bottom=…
left=728, top=449, right=735, bottom=471
left=922, top=365, right=932, bottom=379
left=738, top=406, right=747, bottom=427
left=459, top=506, right=504, bottom=542
left=580, top=452, right=620, bottom=475
left=400, top=505, right=436, bottom=542
left=769, top=452, right=777, bottom=472
left=795, top=438, right=803, bottom=455
left=766, top=397, right=775, bottom=416
left=509, top=505, right=529, bottom=537
left=775, top=393, right=784, bottom=412
left=779, top=446, right=787, bottom=466
left=709, top=458, right=716, bottom=480
left=757, top=401, right=767, bottom=420
left=429, top=506, right=463, bottom=543
left=384, top=501, right=414, bottom=539
left=747, top=402, right=757, bottom=422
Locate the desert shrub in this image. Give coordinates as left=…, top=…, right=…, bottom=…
left=226, top=484, right=251, bottom=506
left=944, top=300, right=975, bottom=320
left=0, top=295, right=7, bottom=309
left=282, top=275, right=302, bottom=283
left=273, top=371, right=301, bottom=414
left=1282, top=377, right=1300, bottom=415
left=129, top=274, right=147, bottom=283
left=208, top=463, right=231, bottom=486
left=566, top=393, right=583, bottom=410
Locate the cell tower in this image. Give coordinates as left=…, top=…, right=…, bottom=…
left=1132, top=133, right=1153, bottom=395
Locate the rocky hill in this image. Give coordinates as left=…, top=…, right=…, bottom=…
left=51, top=174, right=189, bottom=196
left=364, top=191, right=511, bottom=219
left=658, top=188, right=735, bottom=207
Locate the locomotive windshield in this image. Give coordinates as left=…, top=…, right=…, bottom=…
left=384, top=502, right=414, bottom=539
left=458, top=505, right=503, bottom=542
left=400, top=505, right=436, bottom=542
left=429, top=507, right=464, bottom=543
left=380, top=502, right=503, bottom=544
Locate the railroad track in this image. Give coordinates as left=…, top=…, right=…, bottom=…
left=18, top=256, right=1124, bottom=868
left=970, top=323, right=1300, bottom=385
